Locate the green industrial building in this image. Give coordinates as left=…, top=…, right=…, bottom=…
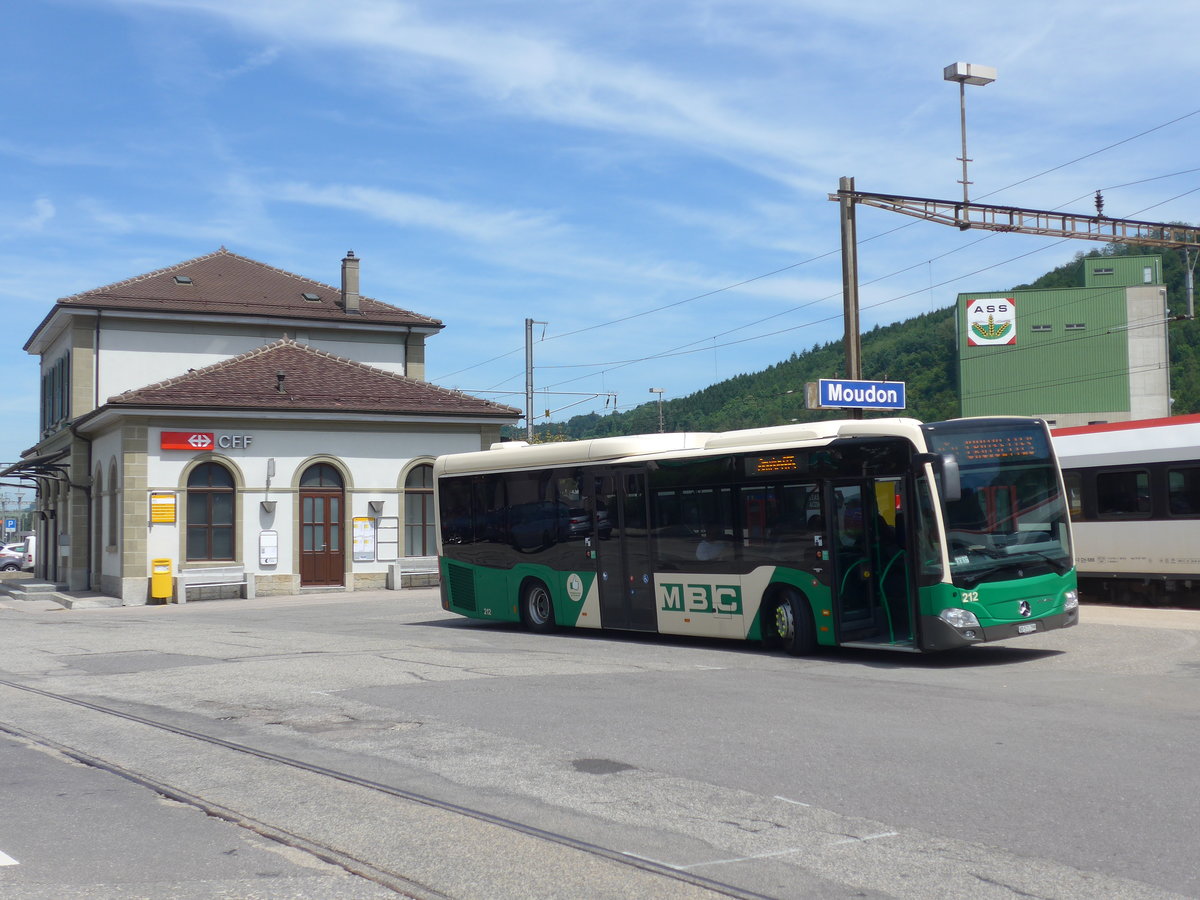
left=957, top=255, right=1170, bottom=426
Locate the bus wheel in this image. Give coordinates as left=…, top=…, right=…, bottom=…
left=521, top=580, right=556, bottom=633
left=764, top=590, right=816, bottom=656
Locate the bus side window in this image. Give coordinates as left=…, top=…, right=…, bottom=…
left=744, top=489, right=820, bottom=566
left=480, top=475, right=508, bottom=544
left=652, top=486, right=732, bottom=565
left=439, top=478, right=474, bottom=544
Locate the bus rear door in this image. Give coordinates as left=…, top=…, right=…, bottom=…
left=591, top=469, right=657, bottom=631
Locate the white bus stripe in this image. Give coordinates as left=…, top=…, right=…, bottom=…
left=0, top=850, right=18, bottom=866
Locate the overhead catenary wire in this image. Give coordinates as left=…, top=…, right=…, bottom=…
left=497, top=186, right=1196, bottom=397
left=536, top=184, right=1198, bottom=390
left=441, top=172, right=1197, bottom=389
left=438, top=111, right=1200, bottom=401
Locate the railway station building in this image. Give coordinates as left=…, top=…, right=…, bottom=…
left=957, top=254, right=1171, bottom=427
left=5, top=249, right=519, bottom=604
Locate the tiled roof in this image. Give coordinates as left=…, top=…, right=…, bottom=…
left=54, top=248, right=442, bottom=328
left=106, top=338, right=519, bottom=419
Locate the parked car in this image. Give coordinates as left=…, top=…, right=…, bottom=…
left=0, top=543, right=23, bottom=572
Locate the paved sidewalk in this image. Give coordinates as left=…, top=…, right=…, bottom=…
left=0, top=577, right=431, bottom=614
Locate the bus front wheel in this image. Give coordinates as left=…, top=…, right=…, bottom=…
left=521, top=580, right=556, bottom=633
left=764, top=590, right=816, bottom=656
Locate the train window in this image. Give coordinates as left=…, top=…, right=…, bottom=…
left=1063, top=470, right=1085, bottom=521
left=1167, top=467, right=1200, bottom=517
left=1095, top=469, right=1151, bottom=518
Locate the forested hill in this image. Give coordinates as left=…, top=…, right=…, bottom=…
left=525, top=242, right=1200, bottom=441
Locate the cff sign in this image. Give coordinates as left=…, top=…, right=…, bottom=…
left=162, top=431, right=214, bottom=450
left=810, top=378, right=906, bottom=410
left=160, top=432, right=255, bottom=451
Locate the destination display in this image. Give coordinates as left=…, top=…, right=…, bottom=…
left=744, top=453, right=801, bottom=476
left=929, top=427, right=1048, bottom=463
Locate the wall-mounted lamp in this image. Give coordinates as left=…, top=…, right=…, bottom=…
left=262, top=458, right=277, bottom=513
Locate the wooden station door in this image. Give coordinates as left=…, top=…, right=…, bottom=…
left=300, top=463, right=345, bottom=587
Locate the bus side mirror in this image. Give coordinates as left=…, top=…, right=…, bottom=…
left=913, top=452, right=961, bottom=503
left=939, top=454, right=961, bottom=503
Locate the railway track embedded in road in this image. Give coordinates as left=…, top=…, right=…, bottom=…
left=0, top=678, right=774, bottom=900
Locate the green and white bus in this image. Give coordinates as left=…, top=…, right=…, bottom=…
left=434, top=417, right=1078, bottom=653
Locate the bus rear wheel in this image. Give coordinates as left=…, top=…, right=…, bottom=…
left=764, top=590, right=816, bottom=656
left=521, top=579, right=556, bottom=633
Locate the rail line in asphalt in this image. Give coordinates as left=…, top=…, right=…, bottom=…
left=0, top=678, right=770, bottom=900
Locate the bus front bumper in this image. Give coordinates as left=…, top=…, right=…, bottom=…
left=920, top=606, right=1079, bottom=651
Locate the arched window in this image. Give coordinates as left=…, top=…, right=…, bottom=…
left=299, top=463, right=344, bottom=488
left=187, top=462, right=235, bottom=561
left=404, top=464, right=435, bottom=557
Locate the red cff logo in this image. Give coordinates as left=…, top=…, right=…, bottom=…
left=161, top=431, right=215, bottom=451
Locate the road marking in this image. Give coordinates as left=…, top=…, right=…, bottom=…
left=679, top=847, right=807, bottom=869
left=832, top=831, right=898, bottom=845
left=774, top=794, right=811, bottom=806
left=0, top=850, right=18, bottom=866
left=619, top=851, right=683, bottom=869
left=623, top=846, right=807, bottom=870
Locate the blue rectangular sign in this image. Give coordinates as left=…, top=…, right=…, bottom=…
left=817, top=378, right=906, bottom=410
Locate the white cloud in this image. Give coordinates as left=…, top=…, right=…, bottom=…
left=268, top=181, right=567, bottom=246
left=21, top=198, right=55, bottom=232
left=217, top=45, right=281, bottom=80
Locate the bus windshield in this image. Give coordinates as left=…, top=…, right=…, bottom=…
left=924, top=420, right=1073, bottom=588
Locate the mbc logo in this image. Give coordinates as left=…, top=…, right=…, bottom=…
left=659, top=582, right=743, bottom=615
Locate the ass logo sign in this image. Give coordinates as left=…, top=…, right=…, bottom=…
left=966, top=297, right=1016, bottom=347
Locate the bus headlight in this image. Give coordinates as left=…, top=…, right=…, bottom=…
left=939, top=607, right=981, bottom=629
left=1063, top=589, right=1079, bottom=611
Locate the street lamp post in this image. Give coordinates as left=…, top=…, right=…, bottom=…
left=648, top=388, right=665, bottom=433
left=943, top=62, right=996, bottom=211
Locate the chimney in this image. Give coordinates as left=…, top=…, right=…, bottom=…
left=341, top=250, right=361, bottom=314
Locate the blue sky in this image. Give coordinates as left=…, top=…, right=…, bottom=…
left=3, top=0, right=1200, bottom=477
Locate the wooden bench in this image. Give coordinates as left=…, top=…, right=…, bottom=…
left=174, top=566, right=255, bottom=603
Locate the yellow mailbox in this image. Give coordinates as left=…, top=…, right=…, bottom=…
left=151, top=558, right=173, bottom=602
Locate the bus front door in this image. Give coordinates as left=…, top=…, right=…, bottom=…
left=829, top=478, right=914, bottom=647
left=591, top=469, right=657, bottom=631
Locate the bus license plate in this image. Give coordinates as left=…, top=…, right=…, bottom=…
left=1017, top=622, right=1038, bottom=634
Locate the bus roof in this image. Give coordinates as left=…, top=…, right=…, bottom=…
left=434, top=418, right=929, bottom=477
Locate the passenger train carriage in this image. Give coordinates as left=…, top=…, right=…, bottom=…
left=435, top=417, right=1079, bottom=654
left=1053, top=414, right=1200, bottom=606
